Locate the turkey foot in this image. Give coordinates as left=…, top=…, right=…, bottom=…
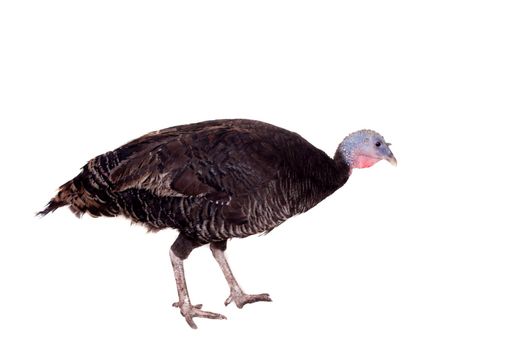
left=173, top=301, right=226, bottom=329
left=225, top=291, right=272, bottom=308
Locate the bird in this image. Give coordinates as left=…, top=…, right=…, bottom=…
left=38, top=118, right=396, bottom=329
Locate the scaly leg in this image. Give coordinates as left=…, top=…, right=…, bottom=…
left=170, top=238, right=226, bottom=329
left=210, top=241, right=272, bottom=308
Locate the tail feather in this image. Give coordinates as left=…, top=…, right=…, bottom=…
left=37, top=180, right=76, bottom=217
left=37, top=198, right=67, bottom=216
left=38, top=167, right=120, bottom=218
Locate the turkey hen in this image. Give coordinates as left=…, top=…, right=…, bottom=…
left=38, top=119, right=396, bottom=329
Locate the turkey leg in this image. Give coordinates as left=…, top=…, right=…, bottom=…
left=210, top=241, right=272, bottom=308
left=170, top=240, right=226, bottom=329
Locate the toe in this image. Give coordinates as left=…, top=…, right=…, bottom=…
left=259, top=293, right=272, bottom=302
left=184, top=315, right=198, bottom=329
left=194, top=309, right=227, bottom=320
left=237, top=293, right=273, bottom=308
left=224, top=294, right=234, bottom=306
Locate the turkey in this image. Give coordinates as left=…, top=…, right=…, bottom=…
left=38, top=119, right=397, bottom=329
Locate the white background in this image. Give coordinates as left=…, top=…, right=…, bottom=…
left=1, top=0, right=524, bottom=349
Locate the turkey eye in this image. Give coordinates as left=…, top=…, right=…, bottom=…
left=375, top=141, right=381, bottom=147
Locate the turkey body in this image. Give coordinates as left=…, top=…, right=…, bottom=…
left=44, top=119, right=350, bottom=246
left=40, top=118, right=396, bottom=329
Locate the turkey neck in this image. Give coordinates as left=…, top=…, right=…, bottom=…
left=285, top=150, right=350, bottom=214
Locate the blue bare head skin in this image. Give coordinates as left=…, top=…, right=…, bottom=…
left=338, top=130, right=397, bottom=169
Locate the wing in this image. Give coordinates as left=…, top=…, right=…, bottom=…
left=107, top=123, right=283, bottom=206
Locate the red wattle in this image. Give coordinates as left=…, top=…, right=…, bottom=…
left=354, top=155, right=380, bottom=169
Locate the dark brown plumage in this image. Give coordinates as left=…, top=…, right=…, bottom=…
left=40, top=119, right=349, bottom=239
left=39, top=118, right=396, bottom=328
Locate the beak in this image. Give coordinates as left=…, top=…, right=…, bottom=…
left=386, top=150, right=397, bottom=167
